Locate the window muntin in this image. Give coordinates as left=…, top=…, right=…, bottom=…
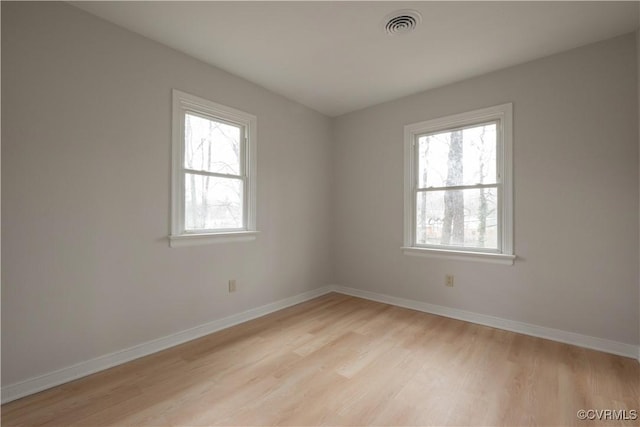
left=171, top=90, right=257, bottom=246
left=403, top=103, right=513, bottom=261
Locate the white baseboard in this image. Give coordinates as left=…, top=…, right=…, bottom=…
left=331, top=285, right=639, bottom=360
left=1, top=286, right=334, bottom=404
left=4, top=284, right=637, bottom=404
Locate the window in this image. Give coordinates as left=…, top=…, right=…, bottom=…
left=403, top=103, right=514, bottom=264
left=170, top=90, right=257, bottom=247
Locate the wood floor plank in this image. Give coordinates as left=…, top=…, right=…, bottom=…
left=3, top=293, right=638, bottom=426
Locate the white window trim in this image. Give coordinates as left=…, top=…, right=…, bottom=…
left=402, top=103, right=514, bottom=265
left=170, top=89, right=257, bottom=248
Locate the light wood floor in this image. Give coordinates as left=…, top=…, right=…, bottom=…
left=3, top=293, right=639, bottom=426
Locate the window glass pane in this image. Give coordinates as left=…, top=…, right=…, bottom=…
left=184, top=113, right=241, bottom=175
left=416, top=188, right=498, bottom=249
left=185, top=174, right=243, bottom=230
left=418, top=123, right=497, bottom=188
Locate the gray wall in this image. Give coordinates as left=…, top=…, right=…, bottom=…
left=332, top=34, right=639, bottom=346
left=1, top=2, right=333, bottom=386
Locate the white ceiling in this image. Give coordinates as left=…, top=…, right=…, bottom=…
left=72, top=1, right=639, bottom=117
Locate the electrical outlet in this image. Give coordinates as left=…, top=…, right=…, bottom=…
left=228, top=279, right=237, bottom=293
left=445, top=275, right=454, bottom=287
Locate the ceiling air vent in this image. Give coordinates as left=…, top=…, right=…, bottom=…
left=383, top=10, right=422, bottom=36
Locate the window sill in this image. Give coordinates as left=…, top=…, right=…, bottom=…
left=169, top=231, right=259, bottom=248
left=401, top=247, right=515, bottom=265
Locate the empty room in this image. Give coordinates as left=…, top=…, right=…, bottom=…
left=2, top=1, right=639, bottom=426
